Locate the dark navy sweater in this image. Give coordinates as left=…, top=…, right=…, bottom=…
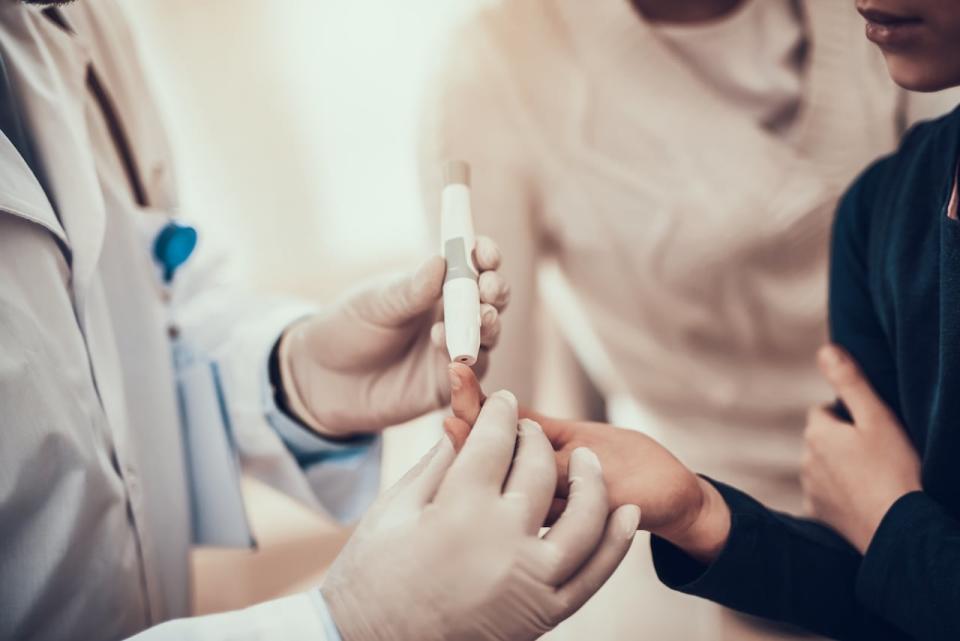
left=652, top=106, right=960, bottom=641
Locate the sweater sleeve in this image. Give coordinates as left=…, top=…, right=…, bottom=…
left=857, top=492, right=960, bottom=641
left=651, top=480, right=911, bottom=641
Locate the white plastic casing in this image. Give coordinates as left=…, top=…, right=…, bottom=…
left=441, top=179, right=481, bottom=365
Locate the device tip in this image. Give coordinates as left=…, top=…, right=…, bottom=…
left=444, top=160, right=471, bottom=187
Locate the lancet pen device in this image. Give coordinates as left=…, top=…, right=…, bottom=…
left=441, top=160, right=481, bottom=366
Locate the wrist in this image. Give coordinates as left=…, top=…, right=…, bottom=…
left=661, top=477, right=731, bottom=564
left=853, top=484, right=922, bottom=554
left=274, top=322, right=341, bottom=439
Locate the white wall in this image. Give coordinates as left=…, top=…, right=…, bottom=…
left=123, top=0, right=480, bottom=300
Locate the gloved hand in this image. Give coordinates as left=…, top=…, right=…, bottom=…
left=277, top=237, right=509, bottom=437
left=321, top=390, right=641, bottom=641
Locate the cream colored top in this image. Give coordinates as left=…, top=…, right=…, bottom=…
left=420, top=0, right=959, bottom=504
left=655, top=0, right=803, bottom=131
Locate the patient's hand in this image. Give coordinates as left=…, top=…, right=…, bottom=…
left=446, top=363, right=731, bottom=563
left=801, top=345, right=922, bottom=554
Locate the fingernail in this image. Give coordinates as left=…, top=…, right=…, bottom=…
left=492, top=389, right=517, bottom=409
left=620, top=505, right=641, bottom=536
left=572, top=447, right=601, bottom=473
left=448, top=366, right=462, bottom=391
left=482, top=308, right=496, bottom=324
left=520, top=418, right=542, bottom=433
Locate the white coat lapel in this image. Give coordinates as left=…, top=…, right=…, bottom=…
left=0, top=130, right=66, bottom=245
left=0, top=5, right=107, bottom=305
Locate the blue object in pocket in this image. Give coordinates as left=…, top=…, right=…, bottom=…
left=174, top=337, right=255, bottom=548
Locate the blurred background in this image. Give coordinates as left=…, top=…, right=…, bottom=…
left=122, top=0, right=483, bottom=616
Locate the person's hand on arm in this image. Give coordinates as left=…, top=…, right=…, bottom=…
left=322, top=389, right=640, bottom=641
left=276, top=239, right=509, bottom=438
left=800, top=345, right=922, bottom=554
left=444, top=363, right=731, bottom=563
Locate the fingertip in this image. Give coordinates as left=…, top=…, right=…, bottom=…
left=449, top=360, right=475, bottom=383
left=816, top=344, right=846, bottom=373
left=448, top=364, right=463, bottom=391
left=478, top=271, right=510, bottom=309
left=519, top=418, right=543, bottom=434
left=490, top=389, right=518, bottom=411
left=615, top=504, right=641, bottom=536
left=570, top=447, right=602, bottom=474
left=473, top=236, right=503, bottom=270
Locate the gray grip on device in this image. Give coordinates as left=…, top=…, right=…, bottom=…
left=444, top=238, right=476, bottom=282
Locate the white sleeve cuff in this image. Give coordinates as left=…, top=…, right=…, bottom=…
left=248, top=591, right=336, bottom=641
left=311, top=590, right=345, bottom=641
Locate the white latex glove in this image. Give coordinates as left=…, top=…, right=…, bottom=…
left=321, top=390, right=641, bottom=641
left=278, top=237, right=509, bottom=437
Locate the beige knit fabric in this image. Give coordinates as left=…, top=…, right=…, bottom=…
left=420, top=2, right=959, bottom=639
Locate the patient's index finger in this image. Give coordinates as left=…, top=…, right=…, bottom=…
left=439, top=390, right=519, bottom=494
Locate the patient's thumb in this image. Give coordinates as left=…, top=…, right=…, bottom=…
left=442, top=416, right=472, bottom=452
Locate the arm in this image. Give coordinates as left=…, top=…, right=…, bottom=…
left=418, top=23, right=540, bottom=406
left=854, top=492, right=960, bottom=641
left=800, top=159, right=960, bottom=639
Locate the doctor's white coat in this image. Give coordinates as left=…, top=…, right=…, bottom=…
left=0, top=2, right=375, bottom=639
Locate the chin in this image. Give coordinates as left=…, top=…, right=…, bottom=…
left=883, top=55, right=960, bottom=93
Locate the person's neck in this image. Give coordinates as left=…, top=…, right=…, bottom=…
left=629, top=0, right=747, bottom=24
